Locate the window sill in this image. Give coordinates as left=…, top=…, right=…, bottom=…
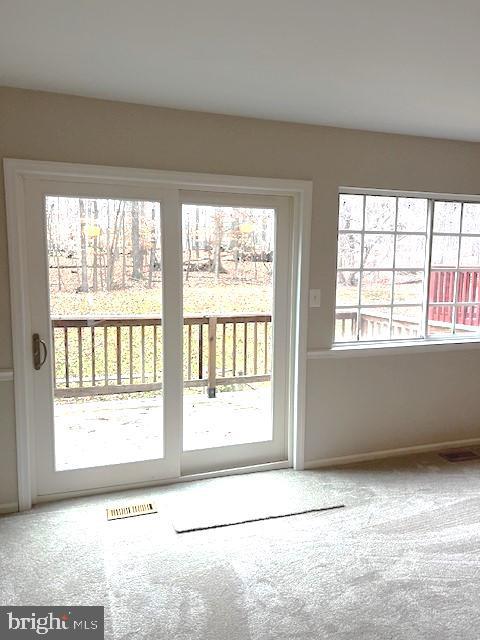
left=308, top=338, right=480, bottom=359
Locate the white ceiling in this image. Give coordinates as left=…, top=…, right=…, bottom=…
left=1, top=0, right=480, bottom=141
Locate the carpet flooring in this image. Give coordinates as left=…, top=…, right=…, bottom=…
left=1, top=454, right=480, bottom=639
left=170, top=471, right=344, bottom=532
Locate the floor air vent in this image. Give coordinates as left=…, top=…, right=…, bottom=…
left=107, top=502, right=157, bottom=521
left=438, top=450, right=480, bottom=463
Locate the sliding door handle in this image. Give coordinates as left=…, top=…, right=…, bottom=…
left=32, top=333, right=48, bottom=370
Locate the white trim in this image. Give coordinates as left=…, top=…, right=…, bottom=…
left=4, top=164, right=35, bottom=512
left=5, top=159, right=309, bottom=196
left=340, top=185, right=480, bottom=203
left=290, top=186, right=311, bottom=471
left=33, top=461, right=290, bottom=504
left=179, top=460, right=289, bottom=482
left=0, top=370, right=14, bottom=382
left=4, top=158, right=312, bottom=509
left=159, top=188, right=183, bottom=480
left=305, top=436, right=480, bottom=469
left=308, top=337, right=480, bottom=359
left=0, top=502, right=19, bottom=515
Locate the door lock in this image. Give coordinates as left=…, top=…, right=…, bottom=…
left=32, top=333, right=48, bottom=370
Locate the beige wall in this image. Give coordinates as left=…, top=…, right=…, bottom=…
left=1, top=87, right=480, bottom=506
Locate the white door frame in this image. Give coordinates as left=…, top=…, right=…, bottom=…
left=4, top=158, right=312, bottom=511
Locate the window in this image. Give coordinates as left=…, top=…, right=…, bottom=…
left=335, top=192, right=480, bottom=344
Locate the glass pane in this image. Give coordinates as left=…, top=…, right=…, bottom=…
left=363, top=234, right=394, bottom=268
left=431, top=236, right=459, bottom=268
left=395, top=235, right=426, bottom=268
left=427, top=305, right=453, bottom=336
left=396, top=198, right=428, bottom=232
left=46, top=196, right=164, bottom=470
left=428, top=270, right=456, bottom=303
left=339, top=194, right=363, bottom=231
left=433, top=201, right=461, bottom=233
left=456, top=271, right=480, bottom=303
left=182, top=205, right=274, bottom=451
left=461, top=203, right=480, bottom=234
left=359, top=307, right=391, bottom=341
left=360, top=271, right=392, bottom=305
left=391, top=306, right=422, bottom=339
left=459, top=237, right=480, bottom=267
left=335, top=308, right=358, bottom=342
left=336, top=271, right=359, bottom=306
left=365, top=196, right=396, bottom=231
left=455, top=305, right=480, bottom=335
left=338, top=233, right=362, bottom=269
left=394, top=271, right=424, bottom=304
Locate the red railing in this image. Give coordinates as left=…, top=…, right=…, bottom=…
left=429, top=271, right=480, bottom=325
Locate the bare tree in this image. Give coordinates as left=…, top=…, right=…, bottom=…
left=91, top=200, right=99, bottom=292
left=78, top=199, right=89, bottom=292
left=131, top=202, right=143, bottom=280
left=195, top=207, right=200, bottom=259
left=47, top=200, right=63, bottom=291
left=121, top=211, right=126, bottom=288
left=231, top=210, right=241, bottom=280
left=184, top=212, right=192, bottom=281
left=106, top=201, right=124, bottom=290
left=212, top=208, right=226, bottom=280
left=148, top=206, right=157, bottom=287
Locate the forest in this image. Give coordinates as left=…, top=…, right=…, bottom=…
left=46, top=197, right=275, bottom=317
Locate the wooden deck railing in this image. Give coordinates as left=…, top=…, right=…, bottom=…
left=336, top=309, right=479, bottom=341
left=429, top=270, right=480, bottom=325
left=361, top=312, right=420, bottom=339
left=52, top=313, right=272, bottom=398
left=335, top=310, right=421, bottom=341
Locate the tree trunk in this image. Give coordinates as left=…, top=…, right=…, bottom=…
left=252, top=229, right=258, bottom=280
left=232, top=211, right=240, bottom=280
left=92, top=201, right=99, bottom=292
left=131, top=201, right=143, bottom=279
left=48, top=200, right=63, bottom=291
left=212, top=209, right=225, bottom=280
left=148, top=206, right=156, bottom=287
left=185, top=215, right=192, bottom=281
left=195, top=207, right=200, bottom=259
left=122, top=211, right=126, bottom=288
left=106, top=201, right=123, bottom=290
left=79, top=199, right=89, bottom=292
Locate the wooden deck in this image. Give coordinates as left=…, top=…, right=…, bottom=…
left=54, top=386, right=272, bottom=470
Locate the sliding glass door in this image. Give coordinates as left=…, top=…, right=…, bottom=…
left=25, top=179, right=182, bottom=496
left=180, top=193, right=291, bottom=475
left=22, top=179, right=291, bottom=498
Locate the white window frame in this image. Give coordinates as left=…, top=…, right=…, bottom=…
left=333, top=187, right=480, bottom=350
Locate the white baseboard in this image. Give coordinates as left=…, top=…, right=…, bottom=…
left=0, top=502, right=19, bottom=514
left=305, top=436, right=480, bottom=469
